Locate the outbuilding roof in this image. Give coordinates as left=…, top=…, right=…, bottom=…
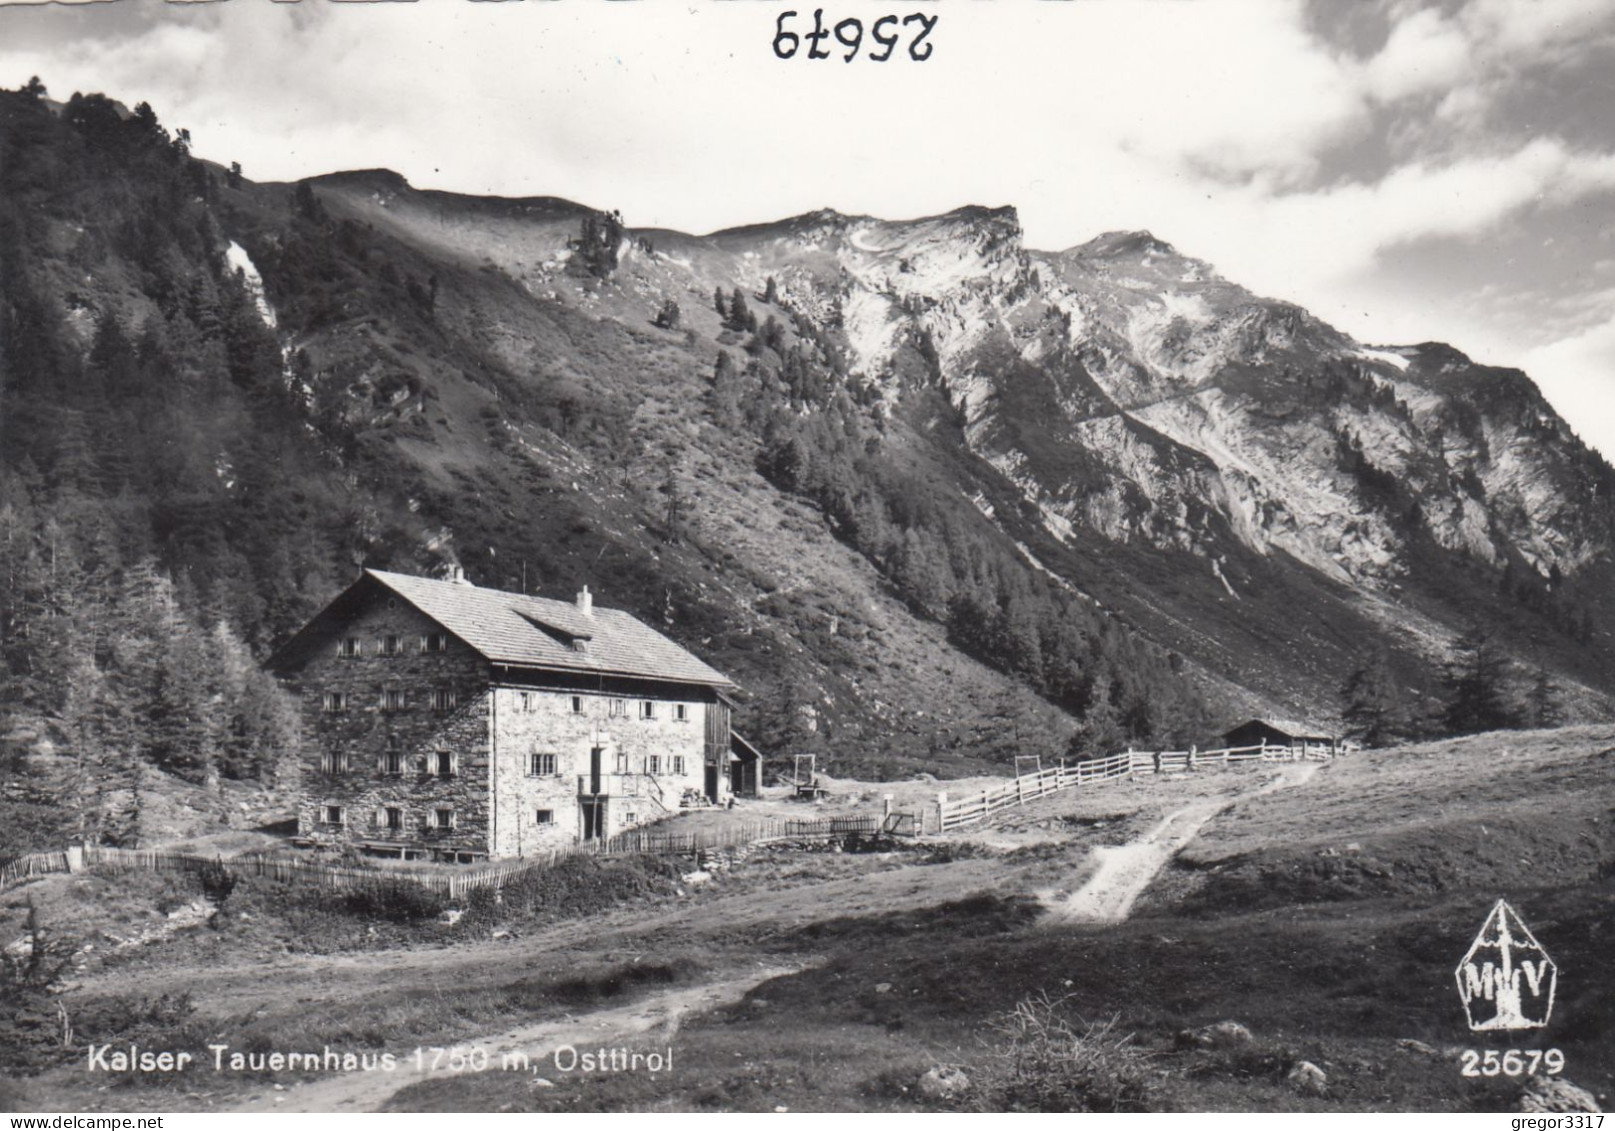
left=1225, top=717, right=1336, bottom=742
left=268, top=569, right=735, bottom=688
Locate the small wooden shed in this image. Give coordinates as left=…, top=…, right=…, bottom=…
left=1222, top=717, right=1338, bottom=754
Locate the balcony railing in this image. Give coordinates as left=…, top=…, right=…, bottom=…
left=577, top=773, right=663, bottom=799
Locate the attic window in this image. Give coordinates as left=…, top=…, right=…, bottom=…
left=381, top=635, right=402, bottom=656
left=340, top=637, right=361, bottom=658
left=571, top=639, right=588, bottom=654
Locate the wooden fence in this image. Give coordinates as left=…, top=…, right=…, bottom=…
left=0, top=850, right=73, bottom=890
left=1, top=815, right=889, bottom=900
left=592, top=814, right=881, bottom=856
left=2, top=746, right=1333, bottom=895
left=935, top=742, right=1330, bottom=832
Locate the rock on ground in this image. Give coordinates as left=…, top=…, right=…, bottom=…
left=917, top=1066, right=970, bottom=1101
left=1520, top=1078, right=1602, bottom=1114
left=1287, top=1061, right=1327, bottom=1096
left=1176, top=1020, right=1254, bottom=1049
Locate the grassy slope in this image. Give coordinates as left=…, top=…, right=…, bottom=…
left=388, top=728, right=1615, bottom=1113
left=9, top=728, right=1605, bottom=1113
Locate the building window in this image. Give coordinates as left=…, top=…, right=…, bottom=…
left=420, top=633, right=448, bottom=654
left=383, top=746, right=404, bottom=775
left=382, top=689, right=406, bottom=712
left=321, top=750, right=349, bottom=774
left=435, top=751, right=454, bottom=779
left=535, top=809, right=554, bottom=826
left=431, top=689, right=457, bottom=712
left=380, top=635, right=401, bottom=656
left=640, top=701, right=657, bottom=720
left=384, top=807, right=404, bottom=831
left=609, top=699, right=627, bottom=719
left=340, top=637, right=361, bottom=658
left=321, top=691, right=348, bottom=713
left=322, top=805, right=344, bottom=826
left=646, top=754, right=662, bottom=774
left=672, top=755, right=686, bottom=775
left=519, top=691, right=534, bottom=713
left=433, top=808, right=455, bottom=830
left=616, top=750, right=629, bottom=773
left=674, top=703, right=689, bottom=722
left=570, top=695, right=584, bottom=714
left=530, top=752, right=557, bottom=776
left=624, top=811, right=637, bottom=826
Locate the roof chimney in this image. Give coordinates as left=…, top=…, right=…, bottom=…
left=449, top=565, right=473, bottom=587
left=576, top=585, right=593, bottom=616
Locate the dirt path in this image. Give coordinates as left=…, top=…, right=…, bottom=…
left=230, top=962, right=804, bottom=1113
left=1045, top=762, right=1321, bottom=924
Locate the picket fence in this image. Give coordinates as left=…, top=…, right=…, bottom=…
left=934, top=742, right=1333, bottom=832
left=0, top=849, right=72, bottom=891
left=0, top=744, right=1332, bottom=895
left=0, top=814, right=887, bottom=900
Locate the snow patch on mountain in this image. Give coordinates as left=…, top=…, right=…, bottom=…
left=1357, top=346, right=1411, bottom=371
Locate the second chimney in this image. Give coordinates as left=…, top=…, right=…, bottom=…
left=576, top=585, right=593, bottom=616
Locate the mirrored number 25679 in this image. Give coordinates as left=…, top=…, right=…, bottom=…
left=1460, top=1049, right=1565, bottom=1077
left=774, top=10, right=939, bottom=62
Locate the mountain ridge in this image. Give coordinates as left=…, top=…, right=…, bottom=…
left=4, top=85, right=1613, bottom=825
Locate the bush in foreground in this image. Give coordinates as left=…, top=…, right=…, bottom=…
left=971, top=992, right=1156, bottom=1112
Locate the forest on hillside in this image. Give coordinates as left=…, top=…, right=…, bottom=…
left=0, top=84, right=1214, bottom=853
left=3, top=80, right=1577, bottom=858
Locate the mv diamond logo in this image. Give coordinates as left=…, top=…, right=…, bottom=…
left=1455, top=900, right=1557, bottom=1032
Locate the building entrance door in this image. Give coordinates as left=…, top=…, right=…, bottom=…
left=581, top=799, right=606, bottom=841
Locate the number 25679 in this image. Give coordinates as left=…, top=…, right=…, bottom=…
left=773, top=10, right=939, bottom=62
left=1460, top=1049, right=1564, bottom=1077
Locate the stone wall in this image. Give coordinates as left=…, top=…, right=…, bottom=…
left=286, top=592, right=493, bottom=858
left=489, top=685, right=720, bottom=857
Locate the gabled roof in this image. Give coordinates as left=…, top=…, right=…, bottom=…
left=1226, top=717, right=1336, bottom=741
left=269, top=569, right=734, bottom=689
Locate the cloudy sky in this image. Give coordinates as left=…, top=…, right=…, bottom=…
left=4, top=0, right=1614, bottom=457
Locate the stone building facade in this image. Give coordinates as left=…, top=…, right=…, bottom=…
left=267, top=569, right=749, bottom=860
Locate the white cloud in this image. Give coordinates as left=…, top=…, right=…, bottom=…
left=1523, top=316, right=1615, bottom=459
left=4, top=0, right=1615, bottom=456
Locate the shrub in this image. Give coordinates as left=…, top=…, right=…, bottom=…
left=341, top=880, right=445, bottom=923
left=970, top=993, right=1156, bottom=1112
left=0, top=902, right=80, bottom=1073
left=196, top=859, right=238, bottom=906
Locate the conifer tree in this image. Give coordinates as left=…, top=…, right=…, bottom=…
left=1525, top=665, right=1563, bottom=729
left=1341, top=648, right=1407, bottom=747
left=1441, top=626, right=1520, bottom=735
